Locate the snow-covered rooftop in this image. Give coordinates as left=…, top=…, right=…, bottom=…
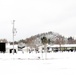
left=51, top=44, right=76, bottom=48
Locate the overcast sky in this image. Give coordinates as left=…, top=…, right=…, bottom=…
left=0, top=0, right=76, bottom=41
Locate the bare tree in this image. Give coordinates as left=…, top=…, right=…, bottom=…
left=41, top=36, right=48, bottom=59
left=55, top=35, right=65, bottom=51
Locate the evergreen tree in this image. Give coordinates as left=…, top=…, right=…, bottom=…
left=41, top=36, right=48, bottom=45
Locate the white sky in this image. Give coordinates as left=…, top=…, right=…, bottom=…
left=0, top=0, right=76, bottom=41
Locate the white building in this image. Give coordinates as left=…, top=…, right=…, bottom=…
left=6, top=43, right=18, bottom=53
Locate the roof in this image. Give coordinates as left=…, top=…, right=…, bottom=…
left=6, top=44, right=18, bottom=49
left=50, top=44, right=76, bottom=48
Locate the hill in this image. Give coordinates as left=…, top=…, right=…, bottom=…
left=19, top=31, right=68, bottom=47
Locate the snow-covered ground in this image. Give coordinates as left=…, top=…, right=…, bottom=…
left=0, top=52, right=76, bottom=75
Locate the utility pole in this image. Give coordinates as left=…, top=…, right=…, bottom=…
left=12, top=20, right=15, bottom=54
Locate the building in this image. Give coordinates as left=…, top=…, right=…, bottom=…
left=6, top=43, right=18, bottom=53
left=50, top=44, right=76, bottom=52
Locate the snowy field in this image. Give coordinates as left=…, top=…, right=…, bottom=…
left=0, top=52, right=76, bottom=75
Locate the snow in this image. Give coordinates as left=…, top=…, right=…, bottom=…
left=0, top=52, right=76, bottom=75
left=50, top=44, right=76, bottom=48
